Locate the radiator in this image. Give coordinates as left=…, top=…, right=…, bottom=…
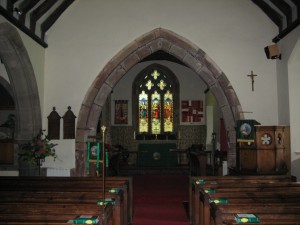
left=46, top=168, right=70, bottom=177
left=0, top=171, right=19, bottom=176
left=222, top=161, right=228, bottom=176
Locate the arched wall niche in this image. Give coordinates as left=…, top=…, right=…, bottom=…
left=76, top=28, right=243, bottom=176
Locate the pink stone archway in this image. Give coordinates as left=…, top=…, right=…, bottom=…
left=0, top=23, right=42, bottom=141
left=75, top=28, right=243, bottom=176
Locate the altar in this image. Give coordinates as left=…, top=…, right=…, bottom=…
left=137, top=141, right=178, bottom=167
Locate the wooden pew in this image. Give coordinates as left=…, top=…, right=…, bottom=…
left=202, top=186, right=300, bottom=225
left=0, top=189, right=124, bottom=225
left=189, top=176, right=299, bottom=225
left=0, top=176, right=133, bottom=223
left=189, top=175, right=292, bottom=224
left=210, top=202, right=300, bottom=225
left=0, top=202, right=114, bottom=225
left=204, top=190, right=300, bottom=225
left=0, top=175, right=133, bottom=224
left=189, top=175, right=292, bottom=222
left=0, top=176, right=132, bottom=225
left=221, top=215, right=300, bottom=225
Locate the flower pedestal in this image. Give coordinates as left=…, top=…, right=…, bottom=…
left=18, top=160, right=46, bottom=176
left=36, top=157, right=45, bottom=176
left=18, top=130, right=58, bottom=176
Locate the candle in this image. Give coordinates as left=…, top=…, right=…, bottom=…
left=134, top=131, right=136, bottom=140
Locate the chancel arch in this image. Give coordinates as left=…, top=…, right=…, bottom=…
left=76, top=27, right=243, bottom=176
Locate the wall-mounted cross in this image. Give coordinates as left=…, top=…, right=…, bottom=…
left=247, top=70, right=258, bottom=91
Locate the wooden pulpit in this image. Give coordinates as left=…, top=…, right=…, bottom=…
left=236, top=120, right=290, bottom=175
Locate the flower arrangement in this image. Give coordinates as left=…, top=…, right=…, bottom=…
left=19, top=129, right=58, bottom=164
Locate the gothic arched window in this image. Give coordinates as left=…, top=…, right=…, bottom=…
left=133, top=64, right=179, bottom=135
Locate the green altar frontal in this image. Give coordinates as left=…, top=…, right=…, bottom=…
left=137, top=143, right=178, bottom=167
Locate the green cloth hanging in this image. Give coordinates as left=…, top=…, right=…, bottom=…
left=105, top=151, right=109, bottom=168
left=96, top=142, right=101, bottom=176
left=86, top=141, right=101, bottom=175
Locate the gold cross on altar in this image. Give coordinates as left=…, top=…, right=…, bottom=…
left=247, top=70, right=258, bottom=91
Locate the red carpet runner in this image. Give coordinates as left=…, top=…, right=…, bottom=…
left=133, top=174, right=189, bottom=225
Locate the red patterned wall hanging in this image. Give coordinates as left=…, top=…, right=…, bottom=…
left=181, top=100, right=204, bottom=124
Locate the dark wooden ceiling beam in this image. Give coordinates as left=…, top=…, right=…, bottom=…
left=291, top=0, right=300, bottom=18
left=252, top=0, right=283, bottom=32
left=273, top=18, right=300, bottom=43
left=270, top=0, right=293, bottom=26
left=0, top=6, right=47, bottom=47
left=40, top=0, right=74, bottom=41
left=6, top=0, right=19, bottom=14
left=18, top=0, right=41, bottom=25
left=30, top=0, right=58, bottom=32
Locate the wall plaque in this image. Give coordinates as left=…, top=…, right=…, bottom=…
left=47, top=107, right=61, bottom=140
left=63, top=106, right=76, bottom=139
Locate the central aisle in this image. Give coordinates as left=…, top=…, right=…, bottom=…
left=133, top=174, right=189, bottom=225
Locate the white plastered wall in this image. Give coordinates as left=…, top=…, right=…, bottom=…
left=282, top=26, right=300, bottom=180
left=28, top=0, right=279, bottom=170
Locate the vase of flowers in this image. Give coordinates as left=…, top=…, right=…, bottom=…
left=19, top=129, right=58, bottom=176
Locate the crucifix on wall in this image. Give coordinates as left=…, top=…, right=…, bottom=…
left=247, top=70, right=258, bottom=91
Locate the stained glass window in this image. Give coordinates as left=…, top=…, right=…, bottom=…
left=151, top=91, right=161, bottom=134
left=139, top=91, right=148, bottom=133
left=137, top=67, right=175, bottom=134
left=164, top=90, right=173, bottom=132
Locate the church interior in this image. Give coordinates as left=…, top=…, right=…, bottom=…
left=0, top=0, right=300, bottom=224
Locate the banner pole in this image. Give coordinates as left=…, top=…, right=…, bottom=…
left=101, top=125, right=107, bottom=216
